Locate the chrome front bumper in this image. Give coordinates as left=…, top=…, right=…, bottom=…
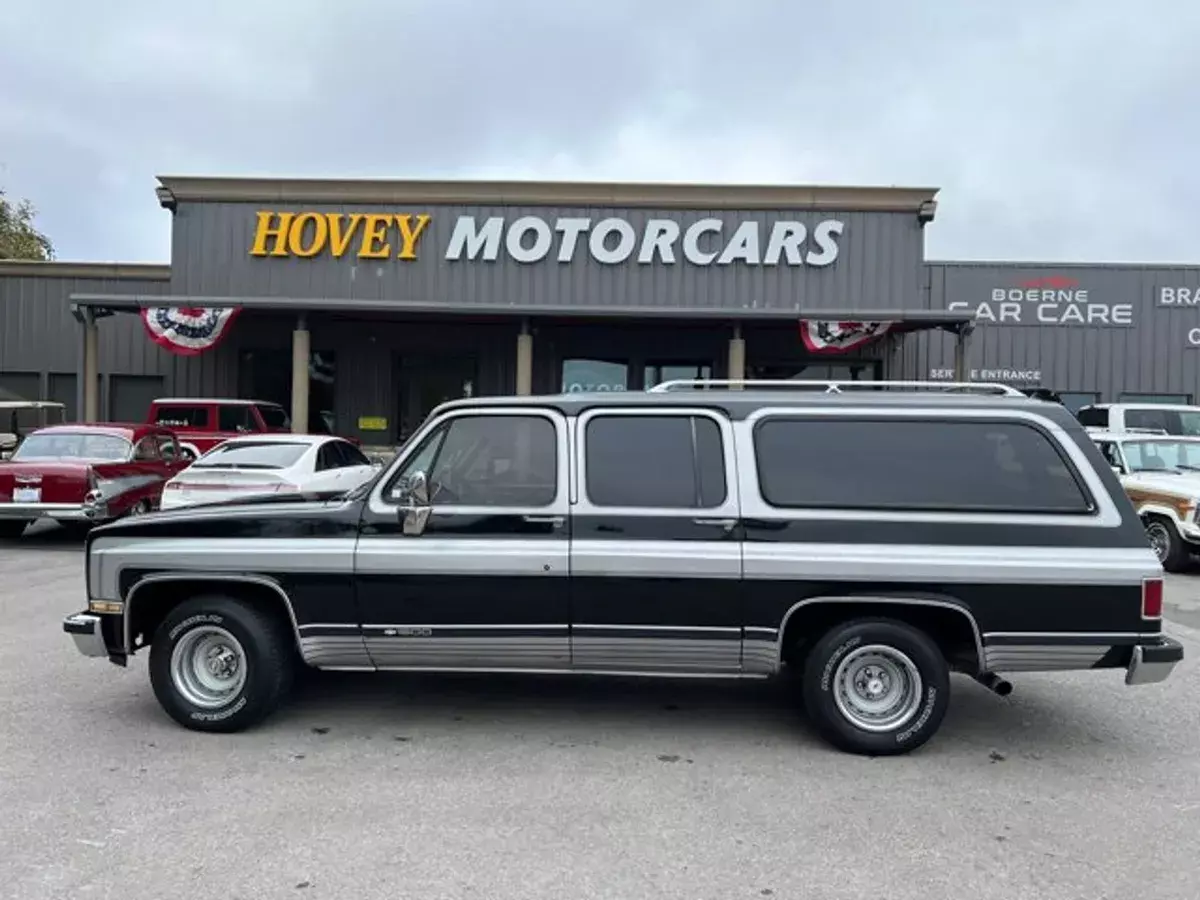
left=1125, top=636, right=1185, bottom=686
left=62, top=612, right=108, bottom=658
left=0, top=502, right=93, bottom=521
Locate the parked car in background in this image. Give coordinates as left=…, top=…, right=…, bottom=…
left=1091, top=429, right=1200, bottom=571
left=146, top=398, right=305, bottom=460
left=1077, top=402, right=1200, bottom=436
left=0, top=400, right=67, bottom=459
left=159, top=434, right=378, bottom=510
left=0, top=423, right=189, bottom=536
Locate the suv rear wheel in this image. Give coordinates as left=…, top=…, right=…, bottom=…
left=801, top=618, right=950, bottom=756
left=149, top=594, right=295, bottom=733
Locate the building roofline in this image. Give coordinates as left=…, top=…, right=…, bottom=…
left=0, top=260, right=170, bottom=280
left=155, top=175, right=939, bottom=217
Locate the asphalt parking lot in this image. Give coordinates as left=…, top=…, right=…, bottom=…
left=1, top=524, right=1198, bottom=900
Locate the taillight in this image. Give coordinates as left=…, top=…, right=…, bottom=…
left=1142, top=577, right=1163, bottom=620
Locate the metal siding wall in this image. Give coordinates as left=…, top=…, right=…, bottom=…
left=170, top=201, right=928, bottom=312
left=924, top=263, right=1200, bottom=400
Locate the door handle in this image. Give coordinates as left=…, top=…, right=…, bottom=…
left=693, top=517, right=737, bottom=529
left=523, top=515, right=565, bottom=526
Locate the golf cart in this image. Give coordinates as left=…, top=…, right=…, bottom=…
left=0, top=401, right=68, bottom=459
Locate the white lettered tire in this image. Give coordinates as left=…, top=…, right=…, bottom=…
left=801, top=618, right=951, bottom=756
left=149, top=595, right=294, bottom=733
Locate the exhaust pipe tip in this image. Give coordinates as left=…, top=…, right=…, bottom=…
left=975, top=671, right=1013, bottom=697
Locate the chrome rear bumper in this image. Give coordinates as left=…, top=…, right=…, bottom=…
left=1125, top=636, right=1185, bottom=686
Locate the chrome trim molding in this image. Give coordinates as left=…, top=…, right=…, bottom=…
left=364, top=636, right=570, bottom=670
left=571, top=637, right=740, bottom=672
left=983, top=644, right=1109, bottom=672
left=360, top=666, right=769, bottom=679
left=743, top=544, right=1155, bottom=586
left=355, top=539, right=569, bottom=577
left=774, top=596, right=985, bottom=674
left=123, top=572, right=304, bottom=659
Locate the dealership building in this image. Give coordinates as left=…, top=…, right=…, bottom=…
left=2, top=175, right=1200, bottom=446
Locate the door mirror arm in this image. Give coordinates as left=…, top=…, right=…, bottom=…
left=397, top=470, right=432, bottom=536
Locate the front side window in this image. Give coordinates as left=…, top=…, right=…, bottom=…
left=156, top=435, right=179, bottom=460
left=390, top=414, right=558, bottom=508
left=753, top=418, right=1092, bottom=514
left=12, top=432, right=130, bottom=462
left=255, top=404, right=292, bottom=429
left=132, top=437, right=161, bottom=461
left=219, top=406, right=258, bottom=433
left=584, top=414, right=727, bottom=508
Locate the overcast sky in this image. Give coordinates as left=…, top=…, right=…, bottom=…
left=1, top=0, right=1196, bottom=265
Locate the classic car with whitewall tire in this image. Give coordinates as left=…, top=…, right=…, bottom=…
left=1091, top=430, right=1200, bottom=571
left=63, top=380, right=1184, bottom=756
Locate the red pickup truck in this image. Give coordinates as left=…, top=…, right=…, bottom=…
left=146, top=398, right=332, bottom=459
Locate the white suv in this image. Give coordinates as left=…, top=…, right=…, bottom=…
left=1077, top=403, right=1200, bottom=436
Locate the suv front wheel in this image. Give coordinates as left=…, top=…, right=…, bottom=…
left=149, top=594, right=295, bottom=733
left=801, top=618, right=950, bottom=756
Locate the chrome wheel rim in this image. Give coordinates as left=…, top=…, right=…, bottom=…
left=832, top=644, right=923, bottom=732
left=1146, top=522, right=1170, bottom=563
left=169, top=626, right=247, bottom=709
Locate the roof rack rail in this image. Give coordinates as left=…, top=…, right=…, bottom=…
left=647, top=379, right=1027, bottom=397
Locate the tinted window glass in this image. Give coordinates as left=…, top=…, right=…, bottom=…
left=154, top=405, right=209, bottom=428
left=256, top=404, right=291, bottom=429
left=1075, top=407, right=1107, bottom=428
left=194, top=441, right=309, bottom=470
left=392, top=415, right=557, bottom=507
left=315, top=443, right=340, bottom=471
left=338, top=441, right=371, bottom=467
left=585, top=415, right=726, bottom=508
left=219, top=406, right=258, bottom=433
left=753, top=418, right=1091, bottom=514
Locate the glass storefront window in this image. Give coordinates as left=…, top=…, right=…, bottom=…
left=644, top=363, right=713, bottom=388
left=562, top=359, right=628, bottom=393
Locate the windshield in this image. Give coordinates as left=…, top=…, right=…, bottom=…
left=11, top=432, right=130, bottom=462
left=193, top=441, right=308, bottom=470
left=255, top=404, right=291, bottom=429
left=1121, top=439, right=1200, bottom=472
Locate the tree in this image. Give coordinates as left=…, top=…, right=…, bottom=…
left=0, top=189, right=54, bottom=260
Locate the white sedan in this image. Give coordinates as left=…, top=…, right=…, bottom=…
left=160, top=434, right=379, bottom=510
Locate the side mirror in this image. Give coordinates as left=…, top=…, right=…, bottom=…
left=398, top=470, right=431, bottom=536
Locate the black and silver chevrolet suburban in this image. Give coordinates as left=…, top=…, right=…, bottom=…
left=63, top=380, right=1184, bottom=756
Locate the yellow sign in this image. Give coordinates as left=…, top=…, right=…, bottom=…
left=250, top=211, right=431, bottom=260
left=357, top=416, right=389, bottom=431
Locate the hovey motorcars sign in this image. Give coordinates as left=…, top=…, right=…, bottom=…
left=248, top=211, right=847, bottom=268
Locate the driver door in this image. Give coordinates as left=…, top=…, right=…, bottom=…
left=355, top=407, right=570, bottom=670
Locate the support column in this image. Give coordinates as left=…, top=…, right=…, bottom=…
left=727, top=324, right=745, bottom=390
left=515, top=319, right=533, bottom=396
left=82, top=311, right=99, bottom=422
left=291, top=315, right=310, bottom=434
left=953, top=326, right=970, bottom=382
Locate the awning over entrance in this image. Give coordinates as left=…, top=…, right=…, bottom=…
left=67, top=292, right=976, bottom=426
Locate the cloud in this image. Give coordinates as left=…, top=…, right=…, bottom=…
left=0, top=0, right=1197, bottom=263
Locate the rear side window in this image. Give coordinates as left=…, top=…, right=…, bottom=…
left=1075, top=407, right=1107, bottom=428
left=585, top=414, right=726, bottom=508
left=753, top=418, right=1093, bottom=514
left=154, top=405, right=209, bottom=428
